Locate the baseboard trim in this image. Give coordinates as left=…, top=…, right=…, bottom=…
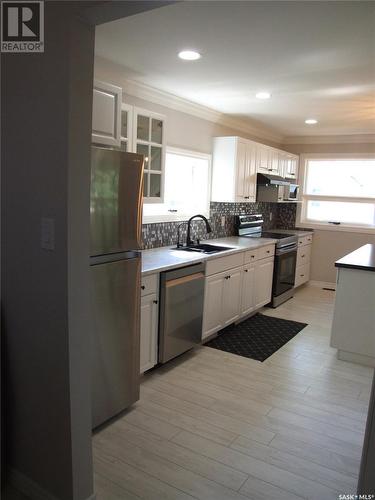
left=8, top=468, right=96, bottom=500
left=307, top=280, right=336, bottom=290
left=338, top=349, right=375, bottom=368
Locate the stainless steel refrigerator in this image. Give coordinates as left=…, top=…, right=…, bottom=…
left=90, top=146, right=144, bottom=429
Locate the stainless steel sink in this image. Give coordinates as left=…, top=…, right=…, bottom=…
left=174, top=243, right=234, bottom=254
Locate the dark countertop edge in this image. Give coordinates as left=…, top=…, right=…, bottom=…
left=335, top=244, right=375, bottom=273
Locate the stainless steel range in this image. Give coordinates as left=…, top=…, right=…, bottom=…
left=236, top=214, right=298, bottom=307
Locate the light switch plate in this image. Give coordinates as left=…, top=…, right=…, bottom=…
left=41, top=217, right=55, bottom=251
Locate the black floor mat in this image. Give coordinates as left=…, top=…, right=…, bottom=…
left=205, top=313, right=308, bottom=362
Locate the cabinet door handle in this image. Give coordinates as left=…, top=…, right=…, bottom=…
left=300, top=274, right=305, bottom=277
left=244, top=269, right=248, bottom=273
left=266, top=250, right=270, bottom=253
left=301, top=254, right=305, bottom=258
left=251, top=255, right=255, bottom=258
left=141, top=285, right=145, bottom=290
left=153, top=300, right=158, bottom=304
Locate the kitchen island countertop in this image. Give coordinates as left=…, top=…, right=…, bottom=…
left=335, top=244, right=375, bottom=272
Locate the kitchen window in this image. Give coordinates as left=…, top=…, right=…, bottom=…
left=299, top=155, right=375, bottom=231
left=143, top=147, right=211, bottom=223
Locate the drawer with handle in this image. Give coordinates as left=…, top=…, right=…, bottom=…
left=141, top=273, right=158, bottom=296
left=258, top=244, right=275, bottom=260
left=244, top=249, right=258, bottom=264
left=205, top=252, right=244, bottom=276
left=298, top=234, right=313, bottom=246
left=297, top=245, right=311, bottom=267
left=295, top=263, right=310, bottom=287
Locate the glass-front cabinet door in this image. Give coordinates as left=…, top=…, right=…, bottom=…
left=119, top=103, right=133, bottom=152
left=133, top=108, right=165, bottom=202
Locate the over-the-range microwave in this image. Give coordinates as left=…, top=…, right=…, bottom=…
left=284, top=183, right=299, bottom=201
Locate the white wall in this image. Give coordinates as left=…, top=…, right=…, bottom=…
left=285, top=142, right=375, bottom=283
left=2, top=4, right=94, bottom=499
left=94, top=56, right=280, bottom=153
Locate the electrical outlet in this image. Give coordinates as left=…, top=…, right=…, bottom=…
left=221, top=216, right=225, bottom=227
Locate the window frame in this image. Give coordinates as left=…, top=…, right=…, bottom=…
left=297, top=153, right=375, bottom=234
left=143, top=146, right=212, bottom=224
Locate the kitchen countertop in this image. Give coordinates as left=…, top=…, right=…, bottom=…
left=335, top=244, right=375, bottom=272
left=270, top=228, right=314, bottom=237
left=141, top=236, right=277, bottom=275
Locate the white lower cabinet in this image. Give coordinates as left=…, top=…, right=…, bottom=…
left=202, top=272, right=226, bottom=339
left=202, top=266, right=242, bottom=340
left=202, top=247, right=275, bottom=340
left=240, top=264, right=256, bottom=317
left=295, top=263, right=310, bottom=288
left=140, top=293, right=158, bottom=374
left=222, top=267, right=242, bottom=327
left=295, top=234, right=313, bottom=288
left=140, top=274, right=159, bottom=374
left=254, top=257, right=274, bottom=309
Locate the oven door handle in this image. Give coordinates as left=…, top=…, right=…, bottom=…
left=276, top=244, right=298, bottom=255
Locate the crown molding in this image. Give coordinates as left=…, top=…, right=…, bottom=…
left=121, top=77, right=284, bottom=144
left=95, top=57, right=374, bottom=147
left=93, top=54, right=283, bottom=145
left=283, top=134, right=375, bottom=145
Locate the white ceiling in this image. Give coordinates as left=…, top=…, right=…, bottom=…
left=95, top=1, right=375, bottom=138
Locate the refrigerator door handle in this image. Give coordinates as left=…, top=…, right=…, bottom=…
left=90, top=251, right=141, bottom=266
left=118, top=153, right=144, bottom=250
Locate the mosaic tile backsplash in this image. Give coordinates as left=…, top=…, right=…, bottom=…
left=141, top=202, right=297, bottom=249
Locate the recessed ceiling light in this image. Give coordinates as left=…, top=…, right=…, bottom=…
left=178, top=50, right=201, bottom=61
left=305, top=118, right=318, bottom=125
left=255, top=92, right=271, bottom=100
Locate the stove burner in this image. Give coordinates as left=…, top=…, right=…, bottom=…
left=261, top=232, right=296, bottom=239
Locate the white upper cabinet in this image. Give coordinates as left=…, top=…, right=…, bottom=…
left=211, top=136, right=256, bottom=202
left=92, top=80, right=122, bottom=147
left=255, top=144, right=299, bottom=180
left=119, top=103, right=133, bottom=152
left=255, top=143, right=273, bottom=174
left=212, top=136, right=299, bottom=202
left=133, top=107, right=166, bottom=202
left=269, top=148, right=282, bottom=176
left=284, top=153, right=299, bottom=179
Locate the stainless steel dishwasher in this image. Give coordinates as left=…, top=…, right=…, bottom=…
left=159, top=263, right=205, bottom=363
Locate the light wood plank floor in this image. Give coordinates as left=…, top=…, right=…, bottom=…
left=93, top=285, right=374, bottom=500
